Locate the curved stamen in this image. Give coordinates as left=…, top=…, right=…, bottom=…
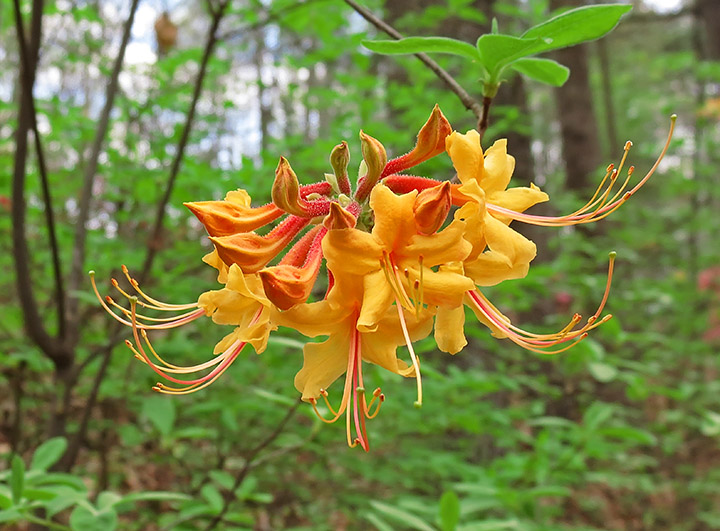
left=395, top=300, right=423, bottom=407
left=487, top=116, right=676, bottom=226
left=122, top=265, right=198, bottom=310
left=90, top=272, right=204, bottom=330
left=467, top=252, right=616, bottom=353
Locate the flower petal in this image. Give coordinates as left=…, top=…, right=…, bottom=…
left=481, top=139, right=514, bottom=195
left=435, top=305, right=467, bottom=354
left=446, top=130, right=483, bottom=184
left=294, top=329, right=351, bottom=400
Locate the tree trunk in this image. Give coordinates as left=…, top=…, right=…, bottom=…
left=549, top=0, right=601, bottom=191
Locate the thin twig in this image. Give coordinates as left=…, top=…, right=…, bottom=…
left=343, top=0, right=483, bottom=121
left=140, top=0, right=230, bottom=282
left=68, top=0, right=141, bottom=346
left=204, top=399, right=303, bottom=531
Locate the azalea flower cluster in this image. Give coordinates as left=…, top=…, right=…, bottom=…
left=92, top=106, right=674, bottom=451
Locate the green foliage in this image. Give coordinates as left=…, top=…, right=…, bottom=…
left=363, top=3, right=631, bottom=95
left=2, top=0, right=719, bottom=530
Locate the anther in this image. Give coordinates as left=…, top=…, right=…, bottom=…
left=356, top=386, right=365, bottom=394
left=122, top=265, right=128, bottom=273
left=606, top=163, right=614, bottom=172
left=413, top=401, right=422, bottom=409
left=372, top=388, right=382, bottom=397
left=88, top=270, right=95, bottom=276
left=624, top=141, right=633, bottom=150
left=111, top=278, right=119, bottom=287
left=627, top=166, right=634, bottom=176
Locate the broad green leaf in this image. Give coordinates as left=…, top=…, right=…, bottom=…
left=30, top=437, right=68, bottom=471
left=364, top=512, right=395, bottom=531
left=70, top=505, right=118, bottom=531
left=97, top=491, right=122, bottom=510
left=522, top=4, right=632, bottom=54
left=588, top=362, right=619, bottom=383
left=458, top=519, right=520, bottom=531
left=0, top=492, right=12, bottom=510
left=362, top=37, right=480, bottom=61
left=599, top=426, right=657, bottom=446
left=583, top=402, right=614, bottom=430
left=118, top=491, right=191, bottom=505
left=23, top=488, right=58, bottom=501
left=475, top=34, right=543, bottom=73
left=10, top=455, right=24, bottom=504
left=509, top=58, right=569, bottom=86
left=701, top=411, right=720, bottom=437
left=438, top=491, right=460, bottom=531
left=141, top=395, right=176, bottom=437
left=200, top=484, right=224, bottom=513
left=370, top=500, right=435, bottom=531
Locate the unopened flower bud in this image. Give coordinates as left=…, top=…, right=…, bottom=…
left=330, top=141, right=351, bottom=194
left=355, top=131, right=387, bottom=202
left=323, top=202, right=357, bottom=230
left=383, top=104, right=452, bottom=176
left=272, top=157, right=310, bottom=217
left=413, top=181, right=452, bottom=235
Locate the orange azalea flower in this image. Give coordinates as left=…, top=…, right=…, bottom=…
left=92, top=106, right=675, bottom=450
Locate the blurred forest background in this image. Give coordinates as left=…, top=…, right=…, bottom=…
left=1, top=0, right=719, bottom=529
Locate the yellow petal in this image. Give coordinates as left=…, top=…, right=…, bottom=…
left=294, top=328, right=351, bottom=400
left=362, top=308, right=433, bottom=377
left=369, top=184, right=418, bottom=251
left=416, top=266, right=474, bottom=308
left=404, top=218, right=471, bottom=267
left=487, top=184, right=549, bottom=222
left=481, top=139, right=514, bottom=194
left=274, top=299, right=349, bottom=338
left=435, top=305, right=467, bottom=354
left=357, top=269, right=394, bottom=333
left=464, top=215, right=536, bottom=286
left=446, top=130, right=483, bottom=184
left=323, top=228, right=383, bottom=276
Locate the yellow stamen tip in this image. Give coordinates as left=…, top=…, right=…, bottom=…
left=356, top=386, right=365, bottom=394
left=609, top=251, right=617, bottom=259
left=413, top=401, right=422, bottom=409
left=88, top=270, right=95, bottom=276
left=122, top=264, right=129, bottom=273
left=670, top=113, right=677, bottom=121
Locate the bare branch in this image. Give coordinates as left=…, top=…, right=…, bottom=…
left=343, top=0, right=483, bottom=121
left=204, top=399, right=303, bottom=531
left=68, top=0, right=141, bottom=346
left=11, top=0, right=70, bottom=365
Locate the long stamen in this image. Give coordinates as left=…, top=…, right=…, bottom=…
left=90, top=272, right=204, bottom=330
left=122, top=265, right=197, bottom=310
left=487, top=116, right=676, bottom=226
left=467, top=253, right=616, bottom=353
left=395, top=300, right=423, bottom=407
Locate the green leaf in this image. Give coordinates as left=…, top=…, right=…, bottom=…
left=522, top=4, right=632, bottom=53
left=701, top=411, right=720, bottom=437
left=70, top=505, right=118, bottom=531
left=118, top=491, right=191, bottom=505
left=475, top=34, right=543, bottom=73
left=509, top=57, right=569, bottom=86
left=141, top=395, right=176, bottom=436
left=588, top=362, right=619, bottom=383
left=200, top=484, right=224, bottom=514
left=438, top=491, right=460, bottom=531
left=362, top=37, right=480, bottom=61
left=0, top=492, right=13, bottom=510
left=598, top=426, right=657, bottom=446
left=370, top=500, right=435, bottom=531
left=30, top=437, right=68, bottom=471
left=10, top=455, right=24, bottom=504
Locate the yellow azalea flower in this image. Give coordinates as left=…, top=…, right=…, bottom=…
left=275, top=286, right=433, bottom=451
left=446, top=131, right=548, bottom=286
left=323, top=183, right=474, bottom=333
left=92, top=105, right=675, bottom=451
left=197, top=264, right=276, bottom=355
